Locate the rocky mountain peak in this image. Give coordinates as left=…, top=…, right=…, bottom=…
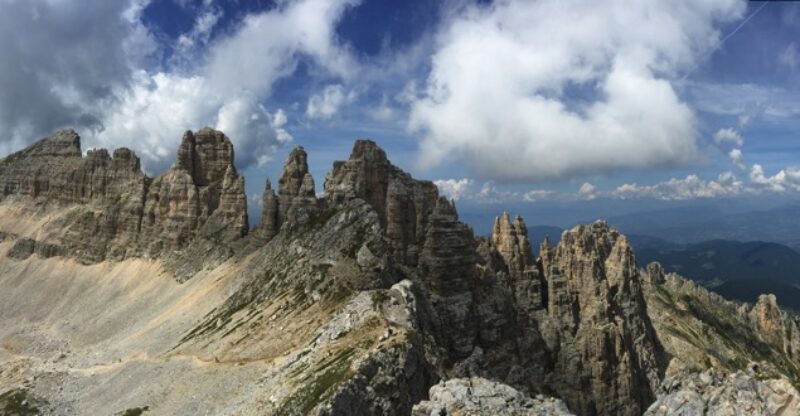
left=23, top=128, right=82, bottom=158
left=541, top=220, right=663, bottom=416
left=324, top=139, right=439, bottom=265
left=257, top=178, right=279, bottom=240
left=278, top=146, right=314, bottom=198
left=142, top=128, right=248, bottom=251
left=6, top=129, right=800, bottom=416
left=111, top=148, right=142, bottom=172
left=750, top=293, right=785, bottom=346
left=176, top=127, right=236, bottom=187
left=349, top=139, right=389, bottom=163
left=233, top=146, right=321, bottom=243
left=492, top=211, right=534, bottom=279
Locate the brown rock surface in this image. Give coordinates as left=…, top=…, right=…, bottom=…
left=539, top=221, right=663, bottom=416
left=0, top=127, right=248, bottom=268
left=324, top=139, right=439, bottom=265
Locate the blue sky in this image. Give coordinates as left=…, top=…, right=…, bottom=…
left=0, top=0, right=798, bottom=230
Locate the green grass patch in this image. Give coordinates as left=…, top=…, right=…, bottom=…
left=119, top=406, right=150, bottom=416
left=276, top=348, right=356, bottom=415
left=0, top=389, right=39, bottom=415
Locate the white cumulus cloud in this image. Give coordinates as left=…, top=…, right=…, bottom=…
left=750, top=164, right=800, bottom=193
left=578, top=182, right=598, bottom=200
left=434, top=178, right=474, bottom=201
left=0, top=0, right=361, bottom=174
left=713, top=128, right=744, bottom=147
left=728, top=148, right=746, bottom=170
left=613, top=172, right=745, bottom=201
left=409, top=0, right=745, bottom=181
left=306, top=84, right=357, bottom=120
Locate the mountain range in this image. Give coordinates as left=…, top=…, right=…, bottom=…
left=1, top=129, right=800, bottom=415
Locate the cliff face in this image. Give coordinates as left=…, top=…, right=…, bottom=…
left=537, top=222, right=664, bottom=416
left=254, top=146, right=319, bottom=241
left=0, top=128, right=248, bottom=266
left=139, top=128, right=248, bottom=254
left=324, top=139, right=439, bottom=266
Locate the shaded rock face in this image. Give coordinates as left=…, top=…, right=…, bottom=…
left=317, top=141, right=664, bottom=415
left=256, top=179, right=279, bottom=240
left=0, top=128, right=248, bottom=268
left=418, top=197, right=481, bottom=357
left=253, top=146, right=319, bottom=240
left=324, top=139, right=438, bottom=266
left=412, top=378, right=575, bottom=416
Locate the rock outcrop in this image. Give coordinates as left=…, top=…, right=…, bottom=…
left=140, top=128, right=248, bottom=253
left=324, top=139, right=439, bottom=265
left=642, top=263, right=800, bottom=392
left=0, top=129, right=146, bottom=205
left=253, top=146, right=319, bottom=239
left=412, top=378, right=575, bottom=416
left=0, top=127, right=248, bottom=268
left=750, top=294, right=786, bottom=347
left=256, top=179, right=280, bottom=240
left=537, top=222, right=664, bottom=416
left=645, top=368, right=800, bottom=416
left=492, top=212, right=534, bottom=280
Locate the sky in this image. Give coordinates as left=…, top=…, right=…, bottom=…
left=0, top=0, right=798, bottom=231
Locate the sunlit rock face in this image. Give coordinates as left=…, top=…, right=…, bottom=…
left=0, top=127, right=248, bottom=265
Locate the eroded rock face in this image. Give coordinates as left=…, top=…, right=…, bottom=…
left=490, top=212, right=547, bottom=315
left=252, top=146, right=319, bottom=239
left=255, top=179, right=279, bottom=240
left=277, top=146, right=318, bottom=224
left=411, top=378, right=575, bottom=416
left=539, top=222, right=664, bottom=416
left=750, top=294, right=786, bottom=347
left=0, top=128, right=248, bottom=267
left=418, top=197, right=480, bottom=357
left=0, top=129, right=145, bottom=205
left=492, top=212, right=534, bottom=280
left=140, top=128, right=248, bottom=252
left=324, top=139, right=439, bottom=265
left=0, top=133, right=736, bottom=416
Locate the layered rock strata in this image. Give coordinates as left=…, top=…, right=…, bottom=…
left=255, top=146, right=319, bottom=240
left=0, top=127, right=248, bottom=266
left=324, top=139, right=439, bottom=266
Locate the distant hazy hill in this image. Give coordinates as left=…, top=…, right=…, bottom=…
left=529, top=225, right=678, bottom=253
left=527, top=225, right=565, bottom=248
left=712, top=279, right=800, bottom=312
left=604, top=205, right=800, bottom=251
left=635, top=240, right=800, bottom=286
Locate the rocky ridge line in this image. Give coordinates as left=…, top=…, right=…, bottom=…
left=4, top=129, right=800, bottom=415
left=0, top=128, right=248, bottom=270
